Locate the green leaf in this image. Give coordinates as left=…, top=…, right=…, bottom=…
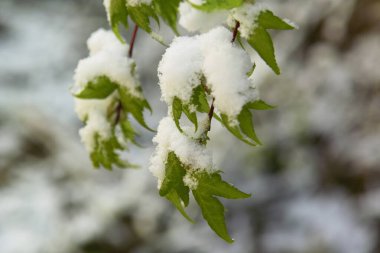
left=193, top=190, right=233, bottom=243
left=245, top=10, right=295, bottom=74
left=191, top=0, right=244, bottom=12
left=183, top=104, right=198, bottom=131
left=246, top=63, right=256, bottom=77
left=248, top=26, right=280, bottom=74
left=166, top=191, right=194, bottom=222
left=215, top=114, right=256, bottom=146
left=127, top=3, right=158, bottom=34
left=119, top=87, right=153, bottom=131
left=120, top=118, right=140, bottom=146
left=196, top=172, right=251, bottom=199
left=258, top=10, right=295, bottom=30
left=192, top=171, right=250, bottom=243
left=172, top=97, right=183, bottom=132
left=190, top=85, right=210, bottom=113
left=159, top=152, right=192, bottom=221
left=215, top=106, right=263, bottom=146
left=153, top=0, right=181, bottom=34
left=74, top=76, right=117, bottom=99
left=247, top=100, right=276, bottom=110
left=109, top=0, right=129, bottom=42
left=159, top=152, right=190, bottom=206
left=90, top=134, right=132, bottom=170
left=238, top=106, right=262, bottom=145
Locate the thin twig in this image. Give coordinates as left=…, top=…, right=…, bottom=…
left=231, top=21, right=240, bottom=43
left=128, top=24, right=139, bottom=58
left=115, top=24, right=139, bottom=125
left=207, top=98, right=215, bottom=131
left=114, top=101, right=123, bottom=125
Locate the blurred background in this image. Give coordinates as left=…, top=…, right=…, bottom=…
left=0, top=0, right=380, bottom=252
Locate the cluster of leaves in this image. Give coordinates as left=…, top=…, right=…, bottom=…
left=73, top=0, right=296, bottom=242
left=159, top=152, right=250, bottom=243
left=170, top=78, right=275, bottom=147
left=74, top=75, right=151, bottom=170
left=166, top=76, right=274, bottom=242
left=153, top=1, right=294, bottom=240
left=191, top=0, right=296, bottom=74
left=108, top=0, right=181, bottom=41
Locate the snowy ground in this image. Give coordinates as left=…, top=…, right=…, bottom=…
left=0, top=0, right=379, bottom=252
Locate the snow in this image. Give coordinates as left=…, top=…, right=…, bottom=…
left=103, top=0, right=111, bottom=22
left=158, top=26, right=259, bottom=119
left=188, top=0, right=206, bottom=5
left=79, top=116, right=110, bottom=152
left=158, top=35, right=203, bottom=104
left=149, top=117, right=215, bottom=188
left=183, top=172, right=199, bottom=190
left=75, top=97, right=115, bottom=152
left=179, top=1, right=273, bottom=39
left=73, top=29, right=142, bottom=98
left=200, top=27, right=259, bottom=117
left=87, top=29, right=127, bottom=56
left=74, top=95, right=114, bottom=122
left=179, top=2, right=228, bottom=33
left=79, top=113, right=111, bottom=152
left=283, top=18, right=299, bottom=30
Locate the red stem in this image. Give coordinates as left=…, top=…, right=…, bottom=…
left=128, top=24, right=139, bottom=58
left=207, top=98, right=215, bottom=131
left=115, top=24, right=139, bottom=125
left=114, top=101, right=123, bottom=125
left=231, top=21, right=240, bottom=43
